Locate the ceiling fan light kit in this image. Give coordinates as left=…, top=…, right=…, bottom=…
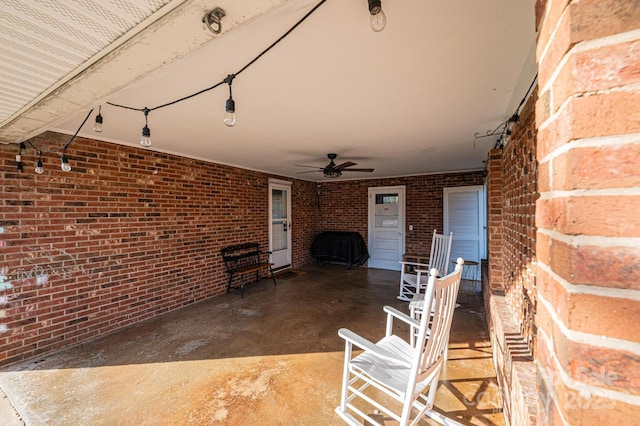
left=297, top=153, right=375, bottom=179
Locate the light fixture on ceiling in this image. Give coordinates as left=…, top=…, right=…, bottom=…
left=324, top=154, right=342, bottom=178
left=324, top=168, right=341, bottom=178
left=35, top=150, right=44, bottom=174
left=223, top=74, right=236, bottom=127
left=368, top=0, right=386, bottom=32
left=140, top=107, right=152, bottom=147
left=202, top=7, right=226, bottom=35
left=93, top=105, right=103, bottom=132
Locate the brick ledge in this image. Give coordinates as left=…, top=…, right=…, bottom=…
left=486, top=292, right=537, bottom=426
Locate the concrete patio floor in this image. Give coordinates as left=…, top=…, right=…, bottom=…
left=0, top=264, right=504, bottom=425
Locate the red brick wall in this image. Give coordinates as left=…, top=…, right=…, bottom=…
left=0, top=133, right=481, bottom=366
left=485, top=91, right=539, bottom=426
left=502, top=93, right=538, bottom=356
left=317, top=172, right=485, bottom=256
left=0, top=132, right=317, bottom=366
left=291, top=180, right=319, bottom=266
left=486, top=149, right=504, bottom=293
left=535, top=0, right=640, bottom=424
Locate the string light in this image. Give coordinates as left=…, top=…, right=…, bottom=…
left=472, top=75, right=537, bottom=149
left=60, top=153, right=71, bottom=172
left=140, top=108, right=152, bottom=147
left=107, top=0, right=330, bottom=138
left=93, top=105, right=103, bottom=132
left=223, top=74, right=236, bottom=127
left=16, top=142, right=24, bottom=172
left=368, top=0, right=386, bottom=32
left=12, top=0, right=384, bottom=174
left=18, top=109, right=93, bottom=175
left=35, top=151, right=44, bottom=174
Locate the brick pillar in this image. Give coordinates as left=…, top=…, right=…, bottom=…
left=486, top=149, right=504, bottom=293
left=535, top=1, right=640, bottom=424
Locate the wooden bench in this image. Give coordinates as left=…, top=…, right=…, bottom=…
left=221, top=242, right=276, bottom=297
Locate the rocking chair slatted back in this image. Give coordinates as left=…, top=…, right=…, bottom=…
left=416, top=259, right=464, bottom=378
left=429, top=231, right=453, bottom=276
left=397, top=230, right=453, bottom=301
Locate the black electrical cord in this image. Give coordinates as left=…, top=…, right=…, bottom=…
left=16, top=1, right=329, bottom=165
left=63, top=108, right=94, bottom=150
left=23, top=108, right=94, bottom=154
left=107, top=0, right=327, bottom=114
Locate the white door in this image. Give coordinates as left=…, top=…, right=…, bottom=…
left=269, top=180, right=292, bottom=270
left=367, top=186, right=405, bottom=271
left=443, top=185, right=486, bottom=270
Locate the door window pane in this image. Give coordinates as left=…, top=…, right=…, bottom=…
left=272, top=189, right=287, bottom=218
left=375, top=194, right=398, bottom=204
left=273, top=222, right=287, bottom=250
left=375, top=193, right=399, bottom=227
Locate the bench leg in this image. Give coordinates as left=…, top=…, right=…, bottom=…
left=228, top=266, right=276, bottom=297
left=269, top=266, right=277, bottom=287
left=226, top=272, right=235, bottom=293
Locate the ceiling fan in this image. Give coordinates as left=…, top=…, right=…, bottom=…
left=296, top=153, right=374, bottom=178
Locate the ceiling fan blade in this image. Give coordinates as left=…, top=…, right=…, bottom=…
left=295, top=164, right=323, bottom=169
left=342, top=168, right=374, bottom=172
left=296, top=170, right=321, bottom=174
left=334, top=161, right=357, bottom=170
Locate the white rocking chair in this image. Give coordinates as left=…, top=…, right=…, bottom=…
left=335, top=262, right=464, bottom=426
left=398, top=230, right=453, bottom=301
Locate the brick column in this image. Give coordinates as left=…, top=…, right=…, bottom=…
left=486, top=149, right=504, bottom=293
left=535, top=1, right=640, bottom=424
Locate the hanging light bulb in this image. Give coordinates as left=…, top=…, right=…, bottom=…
left=368, top=0, right=386, bottom=32
left=140, top=108, right=152, bottom=147
left=16, top=142, right=24, bottom=172
left=60, top=154, right=71, bottom=172
left=35, top=151, right=44, bottom=174
left=93, top=105, right=103, bottom=132
left=223, top=74, right=236, bottom=127
left=140, top=125, right=152, bottom=147
left=224, top=98, right=236, bottom=127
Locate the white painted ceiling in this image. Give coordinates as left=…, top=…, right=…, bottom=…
left=1, top=0, right=537, bottom=181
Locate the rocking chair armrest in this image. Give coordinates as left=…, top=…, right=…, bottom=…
left=338, top=328, right=377, bottom=350
left=337, top=328, right=412, bottom=367
left=383, top=306, right=419, bottom=328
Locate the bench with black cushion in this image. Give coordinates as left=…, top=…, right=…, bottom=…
left=221, top=242, right=276, bottom=297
